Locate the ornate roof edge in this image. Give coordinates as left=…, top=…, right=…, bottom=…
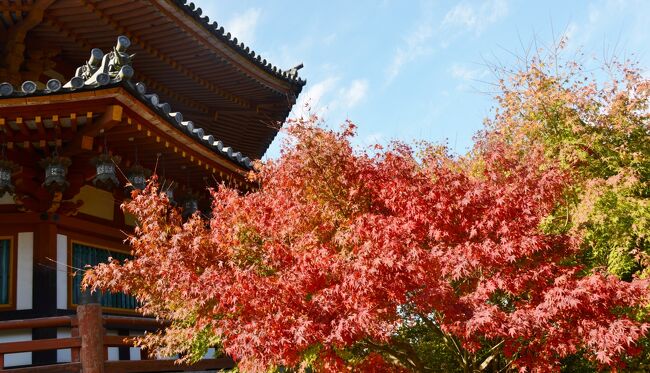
left=0, top=80, right=254, bottom=171
left=124, top=81, right=254, bottom=170
left=0, top=35, right=254, bottom=171
left=171, top=0, right=306, bottom=88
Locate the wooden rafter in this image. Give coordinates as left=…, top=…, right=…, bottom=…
left=0, top=115, right=77, bottom=150
left=41, top=15, right=213, bottom=115
left=151, top=0, right=297, bottom=95
left=137, top=74, right=210, bottom=115
left=81, top=0, right=252, bottom=110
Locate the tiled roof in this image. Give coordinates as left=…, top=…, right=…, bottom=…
left=0, top=36, right=254, bottom=170
left=128, top=80, right=254, bottom=169
left=172, top=0, right=306, bottom=87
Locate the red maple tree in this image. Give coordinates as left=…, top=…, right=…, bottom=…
left=84, top=113, right=649, bottom=372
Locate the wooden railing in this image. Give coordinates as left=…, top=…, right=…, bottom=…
left=0, top=311, right=234, bottom=372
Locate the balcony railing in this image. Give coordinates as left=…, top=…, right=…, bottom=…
left=0, top=312, right=234, bottom=372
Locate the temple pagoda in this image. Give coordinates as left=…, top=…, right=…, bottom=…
left=0, top=1, right=304, bottom=371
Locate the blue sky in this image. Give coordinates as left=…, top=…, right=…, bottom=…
left=194, top=0, right=650, bottom=159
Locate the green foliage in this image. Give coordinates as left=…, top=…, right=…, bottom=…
left=186, top=327, right=223, bottom=363
left=487, top=53, right=650, bottom=279
left=393, top=319, right=461, bottom=372
left=85, top=46, right=650, bottom=373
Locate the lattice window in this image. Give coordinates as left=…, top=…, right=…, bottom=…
left=71, top=242, right=137, bottom=310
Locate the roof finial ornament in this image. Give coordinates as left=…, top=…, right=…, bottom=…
left=288, top=63, right=304, bottom=78
left=64, top=35, right=135, bottom=89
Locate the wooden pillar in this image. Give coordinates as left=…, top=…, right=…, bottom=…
left=33, top=219, right=57, bottom=314
left=77, top=290, right=104, bottom=373
left=32, top=218, right=58, bottom=365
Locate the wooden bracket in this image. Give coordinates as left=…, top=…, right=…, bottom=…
left=63, top=105, right=123, bottom=156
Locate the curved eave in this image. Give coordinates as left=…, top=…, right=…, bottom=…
left=0, top=83, right=252, bottom=175
left=154, top=0, right=306, bottom=97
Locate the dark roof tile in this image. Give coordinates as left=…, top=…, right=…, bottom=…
left=172, top=0, right=306, bottom=86
left=0, top=75, right=254, bottom=170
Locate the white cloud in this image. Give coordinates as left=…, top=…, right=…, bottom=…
left=291, top=76, right=369, bottom=120
left=385, top=0, right=508, bottom=82
left=224, top=8, right=262, bottom=45
left=340, top=79, right=368, bottom=108
left=361, top=132, right=385, bottom=148
left=442, top=0, right=509, bottom=36
left=322, top=33, right=337, bottom=46
left=386, top=21, right=435, bottom=83
left=564, top=22, right=579, bottom=43
left=450, top=64, right=486, bottom=81
left=292, top=76, right=339, bottom=117
left=450, top=64, right=488, bottom=91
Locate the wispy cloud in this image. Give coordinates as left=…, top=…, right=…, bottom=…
left=450, top=64, right=486, bottom=81
left=224, top=8, right=262, bottom=45
left=450, top=64, right=488, bottom=91
left=292, top=76, right=339, bottom=117
left=563, top=0, right=636, bottom=51
left=360, top=131, right=385, bottom=149
left=386, top=21, right=435, bottom=83
left=322, top=33, right=337, bottom=46
left=442, top=0, right=509, bottom=36
left=340, top=79, right=369, bottom=108
left=291, top=76, right=369, bottom=119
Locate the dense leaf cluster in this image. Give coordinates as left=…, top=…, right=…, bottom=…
left=84, top=53, right=650, bottom=372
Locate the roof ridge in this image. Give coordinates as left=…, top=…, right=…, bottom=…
left=172, top=0, right=306, bottom=87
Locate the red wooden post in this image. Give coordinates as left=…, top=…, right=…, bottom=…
left=77, top=290, right=104, bottom=373
left=71, top=317, right=80, bottom=363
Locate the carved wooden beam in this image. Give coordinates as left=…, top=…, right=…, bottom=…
left=0, top=0, right=55, bottom=83
left=63, top=105, right=123, bottom=156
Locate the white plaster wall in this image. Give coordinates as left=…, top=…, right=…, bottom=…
left=16, top=232, right=33, bottom=310
left=0, top=329, right=32, bottom=367
left=56, top=328, right=71, bottom=363
left=56, top=234, right=67, bottom=310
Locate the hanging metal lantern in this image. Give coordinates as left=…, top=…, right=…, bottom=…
left=0, top=159, right=17, bottom=196
left=165, top=188, right=175, bottom=202
left=161, top=180, right=175, bottom=204
left=39, top=154, right=71, bottom=193
left=126, top=164, right=150, bottom=191
left=91, top=153, right=121, bottom=190
left=182, top=197, right=198, bottom=218
left=158, top=154, right=174, bottom=204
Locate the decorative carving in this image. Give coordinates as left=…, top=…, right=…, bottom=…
left=64, top=35, right=135, bottom=88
